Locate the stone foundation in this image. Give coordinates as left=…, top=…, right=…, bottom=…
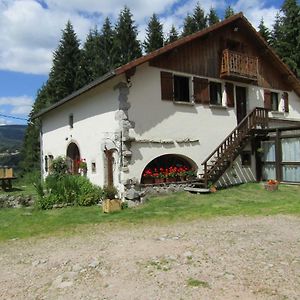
left=0, top=194, right=34, bottom=208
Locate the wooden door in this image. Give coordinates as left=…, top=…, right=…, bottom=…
left=105, top=150, right=114, bottom=186
left=236, top=86, right=247, bottom=124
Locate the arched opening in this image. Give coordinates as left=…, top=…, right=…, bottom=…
left=66, top=142, right=80, bottom=174
left=141, top=154, right=197, bottom=184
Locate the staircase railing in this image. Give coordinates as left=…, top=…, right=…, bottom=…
left=201, top=107, right=269, bottom=187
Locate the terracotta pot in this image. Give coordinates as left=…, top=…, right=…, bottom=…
left=102, top=199, right=122, bottom=213
left=143, top=177, right=154, bottom=184
left=264, top=183, right=278, bottom=191
left=154, top=178, right=165, bottom=184
left=166, top=177, right=176, bottom=183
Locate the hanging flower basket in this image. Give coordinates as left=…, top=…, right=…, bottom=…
left=264, top=179, right=279, bottom=191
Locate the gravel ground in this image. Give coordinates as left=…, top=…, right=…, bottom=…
left=0, top=215, right=300, bottom=300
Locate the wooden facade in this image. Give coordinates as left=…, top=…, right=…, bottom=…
left=150, top=19, right=291, bottom=92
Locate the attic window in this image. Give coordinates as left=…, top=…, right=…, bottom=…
left=209, top=82, right=222, bottom=105
left=174, top=75, right=190, bottom=102
left=69, top=114, right=74, bottom=128
left=271, top=92, right=279, bottom=111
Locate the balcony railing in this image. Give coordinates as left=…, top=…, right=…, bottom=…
left=220, top=49, right=259, bottom=81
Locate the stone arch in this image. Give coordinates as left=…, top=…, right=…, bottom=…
left=66, top=142, right=81, bottom=174
left=140, top=154, right=198, bottom=184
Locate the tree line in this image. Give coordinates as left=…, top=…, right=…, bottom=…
left=20, top=1, right=300, bottom=173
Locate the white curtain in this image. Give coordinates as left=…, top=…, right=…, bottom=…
left=262, top=165, right=276, bottom=180
left=282, top=138, right=300, bottom=162
left=262, top=141, right=276, bottom=162
left=282, top=165, right=300, bottom=182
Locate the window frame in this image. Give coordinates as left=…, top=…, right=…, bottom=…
left=69, top=114, right=74, bottom=129
left=271, top=92, right=279, bottom=111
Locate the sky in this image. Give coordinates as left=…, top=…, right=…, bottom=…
left=0, top=0, right=284, bottom=125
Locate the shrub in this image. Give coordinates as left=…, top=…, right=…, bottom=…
left=51, top=156, right=68, bottom=177
left=103, top=185, right=118, bottom=199
left=35, top=174, right=103, bottom=209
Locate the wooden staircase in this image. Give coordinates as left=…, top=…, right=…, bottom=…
left=196, top=107, right=269, bottom=189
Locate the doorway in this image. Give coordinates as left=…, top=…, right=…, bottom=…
left=66, top=142, right=80, bottom=174
left=236, top=86, right=247, bottom=124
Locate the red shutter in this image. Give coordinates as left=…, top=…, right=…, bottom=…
left=160, top=71, right=173, bottom=101
left=283, top=92, right=289, bottom=112
left=264, top=89, right=271, bottom=110
left=193, top=77, right=209, bottom=104
left=225, top=82, right=234, bottom=107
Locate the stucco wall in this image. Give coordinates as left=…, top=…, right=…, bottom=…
left=124, top=63, right=300, bottom=183
left=41, top=77, right=121, bottom=186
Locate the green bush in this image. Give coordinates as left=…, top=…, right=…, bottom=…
left=103, top=185, right=118, bottom=199
left=51, top=156, right=68, bottom=177
left=35, top=174, right=103, bottom=209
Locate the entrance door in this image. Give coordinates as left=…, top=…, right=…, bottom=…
left=66, top=142, right=80, bottom=174
left=236, top=86, right=247, bottom=124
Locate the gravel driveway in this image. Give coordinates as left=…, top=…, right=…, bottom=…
left=0, top=215, right=300, bottom=299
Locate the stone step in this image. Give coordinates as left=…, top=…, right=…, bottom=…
left=184, top=187, right=210, bottom=194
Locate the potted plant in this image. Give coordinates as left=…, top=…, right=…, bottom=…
left=142, top=169, right=154, bottom=184
left=264, top=179, right=279, bottom=191
left=186, top=169, right=197, bottom=181
left=166, top=166, right=177, bottom=183
left=102, top=185, right=122, bottom=213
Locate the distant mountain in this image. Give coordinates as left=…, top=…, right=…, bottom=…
left=0, top=125, right=27, bottom=152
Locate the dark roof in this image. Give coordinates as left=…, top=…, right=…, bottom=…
left=35, top=13, right=300, bottom=119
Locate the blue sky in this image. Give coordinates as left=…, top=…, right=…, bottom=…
left=0, top=0, right=284, bottom=125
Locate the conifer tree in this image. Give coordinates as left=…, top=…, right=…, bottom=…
left=75, top=27, right=103, bottom=89
left=271, top=0, right=300, bottom=77
left=114, top=6, right=142, bottom=66
left=182, top=14, right=197, bottom=36
left=207, top=7, right=219, bottom=26
left=258, top=18, right=271, bottom=44
left=166, top=25, right=179, bottom=44
left=100, top=17, right=116, bottom=72
left=192, top=3, right=207, bottom=31
left=224, top=5, right=235, bottom=19
left=48, top=21, right=81, bottom=104
left=20, top=84, right=51, bottom=172
left=143, top=14, right=164, bottom=53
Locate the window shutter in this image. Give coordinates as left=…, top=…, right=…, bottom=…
left=193, top=77, right=209, bottom=104
left=264, top=89, right=271, bottom=110
left=283, top=92, right=289, bottom=112
left=161, top=71, right=173, bottom=101
left=225, top=82, right=234, bottom=107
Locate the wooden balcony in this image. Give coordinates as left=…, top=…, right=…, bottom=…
left=220, top=49, right=259, bottom=82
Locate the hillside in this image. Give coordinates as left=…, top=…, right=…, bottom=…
left=0, top=125, right=26, bottom=152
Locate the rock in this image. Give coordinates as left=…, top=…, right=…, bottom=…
left=32, top=260, right=40, bottom=267
left=89, top=260, right=100, bottom=268
left=183, top=251, right=193, bottom=258
left=72, top=264, right=83, bottom=272
left=124, top=188, right=140, bottom=200
left=126, top=200, right=137, bottom=208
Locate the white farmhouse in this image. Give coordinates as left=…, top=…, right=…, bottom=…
left=36, top=13, right=300, bottom=196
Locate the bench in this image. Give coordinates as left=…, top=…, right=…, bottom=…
left=0, top=168, right=17, bottom=191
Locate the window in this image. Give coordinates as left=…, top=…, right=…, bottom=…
left=174, top=75, right=190, bottom=102
left=271, top=92, right=279, bottom=111
left=44, top=156, right=48, bottom=172
left=91, top=162, right=96, bottom=173
left=209, top=82, right=222, bottom=105
left=69, top=114, right=74, bottom=128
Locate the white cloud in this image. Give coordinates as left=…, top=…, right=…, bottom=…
left=233, top=0, right=278, bottom=28
left=0, top=96, right=34, bottom=117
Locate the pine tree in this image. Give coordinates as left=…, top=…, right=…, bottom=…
left=224, top=5, right=235, bottom=19
left=271, top=0, right=300, bottom=77
left=166, top=25, right=179, bottom=44
left=114, top=6, right=142, bottom=66
left=182, top=14, right=197, bottom=36
left=143, top=14, right=164, bottom=53
left=20, top=84, right=51, bottom=172
left=48, top=21, right=81, bottom=104
left=100, top=17, right=116, bottom=72
left=75, top=27, right=103, bottom=89
left=193, top=3, right=207, bottom=31
left=258, top=18, right=271, bottom=44
left=207, top=7, right=219, bottom=26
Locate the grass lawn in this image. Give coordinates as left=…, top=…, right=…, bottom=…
left=0, top=183, right=299, bottom=242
